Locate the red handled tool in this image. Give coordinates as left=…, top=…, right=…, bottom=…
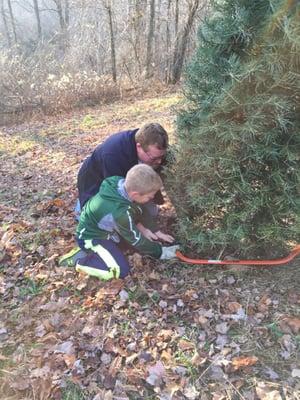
left=176, top=245, right=300, bottom=266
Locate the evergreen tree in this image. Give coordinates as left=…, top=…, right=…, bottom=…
left=166, top=0, right=300, bottom=257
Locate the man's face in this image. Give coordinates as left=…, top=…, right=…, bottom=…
left=133, top=190, right=157, bottom=204
left=136, top=143, right=166, bottom=168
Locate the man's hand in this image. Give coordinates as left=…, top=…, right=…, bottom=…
left=154, top=230, right=175, bottom=244
left=137, top=223, right=158, bottom=241
left=160, top=245, right=180, bottom=260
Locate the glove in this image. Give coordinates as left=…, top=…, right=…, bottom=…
left=160, top=245, right=180, bottom=260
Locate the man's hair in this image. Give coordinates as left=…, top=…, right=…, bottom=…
left=135, top=123, right=168, bottom=150
left=125, top=164, right=162, bottom=194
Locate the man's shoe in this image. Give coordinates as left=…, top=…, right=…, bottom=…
left=59, top=247, right=87, bottom=267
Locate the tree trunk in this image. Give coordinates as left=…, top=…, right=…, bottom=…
left=64, top=0, right=69, bottom=27
left=55, top=0, right=66, bottom=32
left=174, top=0, right=179, bottom=36
left=131, top=0, right=147, bottom=75
left=1, top=0, right=11, bottom=47
left=106, top=3, right=117, bottom=82
left=7, top=0, right=17, bottom=44
left=32, top=0, right=42, bottom=40
left=145, top=0, right=155, bottom=78
left=53, top=0, right=69, bottom=50
left=164, top=0, right=172, bottom=82
left=171, top=0, right=200, bottom=84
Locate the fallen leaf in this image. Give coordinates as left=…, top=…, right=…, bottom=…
left=232, top=356, right=258, bottom=370
left=291, top=368, right=300, bottom=378
left=10, top=377, right=30, bottom=391
left=108, top=355, right=122, bottom=378
left=183, top=384, right=200, bottom=399
left=263, top=367, right=279, bottom=380
left=226, top=301, right=242, bottom=313
left=119, top=289, right=129, bottom=301
left=191, top=352, right=207, bottom=366
left=279, top=316, right=300, bottom=334
left=215, top=322, right=229, bottom=334
left=63, top=354, right=76, bottom=368
left=95, top=280, right=124, bottom=300
left=257, top=294, right=272, bottom=313
left=55, top=340, right=75, bottom=355
left=146, top=361, right=166, bottom=386
left=256, top=382, right=282, bottom=400
left=178, top=339, right=194, bottom=351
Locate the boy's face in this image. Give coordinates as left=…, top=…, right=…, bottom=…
left=132, top=190, right=157, bottom=204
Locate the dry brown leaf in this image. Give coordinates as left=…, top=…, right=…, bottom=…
left=280, top=316, right=300, bottom=334
left=38, top=332, right=58, bottom=344
left=31, top=377, right=53, bottom=400
left=191, top=352, right=207, bottom=366
left=226, top=301, right=242, bottom=313
left=130, top=252, right=143, bottom=268
left=10, top=377, right=30, bottom=391
left=95, top=280, right=124, bottom=299
left=232, top=356, right=258, bottom=370
left=161, top=349, right=173, bottom=363
left=63, top=354, right=76, bottom=368
left=108, top=355, right=122, bottom=378
left=178, top=339, right=194, bottom=351
left=256, top=382, right=282, bottom=400
left=257, top=294, right=272, bottom=313
left=158, top=329, right=174, bottom=341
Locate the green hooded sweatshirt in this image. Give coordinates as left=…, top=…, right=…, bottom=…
left=76, top=176, right=162, bottom=258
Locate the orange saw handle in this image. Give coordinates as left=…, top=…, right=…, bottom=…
left=176, top=245, right=300, bottom=266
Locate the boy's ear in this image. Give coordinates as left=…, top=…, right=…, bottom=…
left=128, top=190, right=139, bottom=202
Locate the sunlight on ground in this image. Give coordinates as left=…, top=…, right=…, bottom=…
left=0, top=134, right=37, bottom=156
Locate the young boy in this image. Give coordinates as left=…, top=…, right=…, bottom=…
left=75, top=164, right=179, bottom=280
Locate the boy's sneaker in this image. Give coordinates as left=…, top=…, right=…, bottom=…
left=59, top=247, right=87, bottom=267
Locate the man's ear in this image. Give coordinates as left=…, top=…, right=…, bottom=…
left=136, top=142, right=143, bottom=153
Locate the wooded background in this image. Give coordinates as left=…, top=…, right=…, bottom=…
left=0, top=0, right=208, bottom=120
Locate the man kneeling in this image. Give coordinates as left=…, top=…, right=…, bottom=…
left=76, top=164, right=179, bottom=280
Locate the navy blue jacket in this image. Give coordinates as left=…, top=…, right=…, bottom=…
left=78, top=129, right=139, bottom=207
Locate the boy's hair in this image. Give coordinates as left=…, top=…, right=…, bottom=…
left=135, top=123, right=168, bottom=150
left=125, top=164, right=162, bottom=195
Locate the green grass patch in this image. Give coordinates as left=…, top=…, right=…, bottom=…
left=62, top=381, right=87, bottom=400
left=19, top=277, right=45, bottom=298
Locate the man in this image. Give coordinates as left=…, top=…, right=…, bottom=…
left=77, top=122, right=168, bottom=209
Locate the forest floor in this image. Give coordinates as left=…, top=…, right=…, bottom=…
left=0, top=93, right=299, bottom=400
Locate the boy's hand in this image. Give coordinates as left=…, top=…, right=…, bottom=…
left=160, top=245, right=180, bottom=260
left=154, top=230, right=175, bottom=244
left=137, top=223, right=158, bottom=242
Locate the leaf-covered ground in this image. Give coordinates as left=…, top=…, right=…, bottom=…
left=0, top=94, right=299, bottom=400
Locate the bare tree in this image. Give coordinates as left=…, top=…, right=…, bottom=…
left=0, top=0, right=11, bottom=46
left=103, top=0, right=117, bottom=82
left=170, top=0, right=202, bottom=83
left=164, top=0, right=172, bottom=82
left=174, top=0, right=179, bottom=36
left=145, top=0, right=155, bottom=78
left=130, top=0, right=147, bottom=74
left=32, top=0, right=42, bottom=40
left=7, top=0, right=17, bottom=44
left=51, top=0, right=69, bottom=49
left=65, top=0, right=69, bottom=26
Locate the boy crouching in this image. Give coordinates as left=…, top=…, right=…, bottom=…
left=76, top=164, right=178, bottom=280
